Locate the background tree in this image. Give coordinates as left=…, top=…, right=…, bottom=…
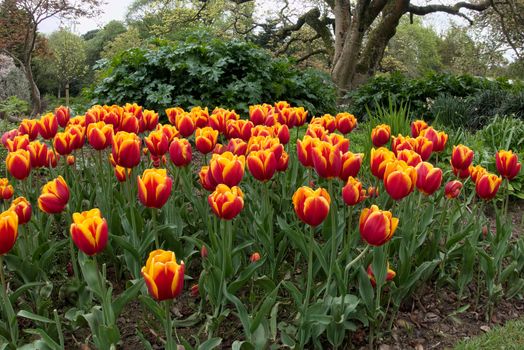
left=0, top=0, right=102, bottom=115
left=48, top=29, right=87, bottom=104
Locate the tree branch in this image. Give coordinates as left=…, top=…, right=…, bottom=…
left=408, top=0, right=491, bottom=17
left=296, top=49, right=328, bottom=63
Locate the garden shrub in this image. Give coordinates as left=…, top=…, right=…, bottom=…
left=348, top=72, right=522, bottom=124
left=89, top=31, right=337, bottom=116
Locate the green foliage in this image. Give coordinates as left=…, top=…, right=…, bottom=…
left=48, top=29, right=88, bottom=87
left=0, top=95, right=30, bottom=118
left=454, top=318, right=524, bottom=350
left=348, top=72, right=522, bottom=122
left=478, top=116, right=524, bottom=154
left=90, top=31, right=337, bottom=116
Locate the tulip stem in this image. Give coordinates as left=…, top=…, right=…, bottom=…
left=65, top=214, right=80, bottom=281
left=299, top=225, right=315, bottom=348
left=164, top=300, right=176, bottom=350
left=325, top=180, right=337, bottom=296
left=152, top=208, right=159, bottom=249
left=344, top=245, right=370, bottom=273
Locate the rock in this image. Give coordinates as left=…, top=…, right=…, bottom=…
left=424, top=312, right=439, bottom=322
left=480, top=325, right=491, bottom=333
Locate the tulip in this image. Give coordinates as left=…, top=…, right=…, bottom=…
left=0, top=178, right=14, bottom=201
left=112, top=131, right=141, bottom=168
left=1, top=129, right=19, bottom=148
left=85, top=107, right=104, bottom=125
left=421, top=127, right=447, bottom=152
left=169, top=138, right=192, bottom=167
left=6, top=149, right=31, bottom=180
left=276, top=151, right=289, bottom=172
left=252, top=125, right=274, bottom=138
left=145, top=130, right=169, bottom=157
left=444, top=180, right=462, bottom=199
left=18, top=119, right=40, bottom=141
left=367, top=263, right=396, bottom=287
left=274, top=123, right=290, bottom=145
left=367, top=186, right=379, bottom=198
left=296, top=136, right=319, bottom=168
left=200, top=245, right=208, bottom=258
left=294, top=107, right=308, bottom=126
left=208, top=184, right=244, bottom=220
left=174, top=112, right=195, bottom=137
left=38, top=176, right=70, bottom=214
left=0, top=210, right=18, bottom=255
left=469, top=164, right=487, bottom=184
left=140, top=109, right=159, bottom=132
left=226, top=138, right=248, bottom=156
left=452, top=166, right=470, bottom=179
left=166, top=107, right=185, bottom=126
left=250, top=252, right=261, bottom=263
left=27, top=141, right=49, bottom=168
left=371, top=124, right=391, bottom=147
left=142, top=249, right=185, bottom=301
left=209, top=108, right=239, bottom=134
left=415, top=162, right=442, bottom=195
left=209, top=152, right=245, bottom=187
left=314, top=114, right=337, bottom=133
left=46, top=150, right=58, bottom=168
left=114, top=165, right=131, bottom=182
left=247, top=136, right=283, bottom=160
left=292, top=186, right=330, bottom=227
left=70, top=208, right=108, bottom=256
left=53, top=132, right=77, bottom=155
left=137, top=169, right=173, bottom=209
left=359, top=205, right=398, bottom=246
left=156, top=124, right=179, bottom=144
left=311, top=141, right=342, bottom=179
left=397, top=149, right=422, bottom=167
left=496, top=150, right=521, bottom=180
left=305, top=124, right=328, bottom=139
left=38, top=113, right=58, bottom=140
left=9, top=197, right=31, bottom=224
left=451, top=144, right=474, bottom=170
left=66, top=125, right=86, bottom=151
left=411, top=120, right=428, bottom=137
left=274, top=101, right=291, bottom=111
left=195, top=127, right=218, bottom=154
left=54, top=106, right=71, bottom=127
left=249, top=105, right=270, bottom=125
left=226, top=120, right=253, bottom=141
left=339, top=151, right=363, bottom=181
left=391, top=135, right=416, bottom=155
left=199, top=166, right=217, bottom=191
left=66, top=155, right=75, bottom=166
left=342, top=177, right=366, bottom=206
left=383, top=160, right=417, bottom=200
left=87, top=121, right=114, bottom=150
left=190, top=284, right=199, bottom=298
left=336, top=112, right=357, bottom=134
left=277, top=108, right=297, bottom=128
left=190, top=106, right=209, bottom=128
left=322, top=133, right=349, bottom=153
left=413, top=136, right=433, bottom=161
left=476, top=173, right=502, bottom=200
left=119, top=112, right=140, bottom=134
left=124, top=103, right=143, bottom=119
left=247, top=149, right=277, bottom=182
left=370, top=147, right=395, bottom=179
left=5, top=134, right=29, bottom=152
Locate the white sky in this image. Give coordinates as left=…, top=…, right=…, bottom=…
left=39, top=0, right=463, bottom=36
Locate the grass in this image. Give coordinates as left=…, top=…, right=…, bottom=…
left=454, top=318, right=524, bottom=350
left=0, top=119, right=17, bottom=175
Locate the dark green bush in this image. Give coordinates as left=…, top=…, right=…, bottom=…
left=347, top=72, right=521, bottom=122
left=89, top=31, right=337, bottom=116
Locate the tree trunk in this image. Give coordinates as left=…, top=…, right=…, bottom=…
left=65, top=83, right=70, bottom=106
left=24, top=60, right=41, bottom=117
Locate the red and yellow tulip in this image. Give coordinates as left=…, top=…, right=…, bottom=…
left=451, top=144, right=474, bottom=170
left=6, top=149, right=31, bottom=180
left=247, top=149, right=277, bottom=182
left=139, top=109, right=159, bottom=132
left=174, top=112, right=195, bottom=138
left=87, top=121, right=114, bottom=150
left=383, top=160, right=417, bottom=200
left=410, top=120, right=428, bottom=138
left=38, top=113, right=58, bottom=140
left=9, top=196, right=32, bottom=224
left=226, top=119, right=253, bottom=141
left=18, top=119, right=40, bottom=141
left=54, top=106, right=71, bottom=127
left=195, top=127, right=219, bottom=154
left=209, top=152, right=245, bottom=187
left=142, top=249, right=185, bottom=301
left=370, top=147, right=395, bottom=179
left=359, top=205, right=398, bottom=246
left=112, top=131, right=141, bottom=168
left=367, top=263, right=396, bottom=287
left=415, top=162, right=442, bottom=196
left=38, top=176, right=69, bottom=214
left=226, top=138, right=248, bottom=156
left=495, top=150, right=521, bottom=180
left=70, top=208, right=108, bottom=256
left=169, top=138, right=192, bottom=167
left=144, top=130, right=169, bottom=157
left=371, top=124, right=391, bottom=147
left=342, top=177, right=366, bottom=206
left=339, top=151, right=363, bottom=181
left=5, top=134, right=29, bottom=152
left=137, top=169, right=173, bottom=209
left=421, top=127, right=447, bottom=152
left=0, top=178, right=14, bottom=201
left=311, top=141, right=342, bottom=179
left=444, top=180, right=462, bottom=199
left=292, top=186, right=330, bottom=227
left=208, top=184, right=244, bottom=220
left=27, top=141, right=49, bottom=168
left=468, top=164, right=487, bottom=184
left=475, top=173, right=502, bottom=200
left=335, top=112, right=357, bottom=134
left=0, top=210, right=18, bottom=255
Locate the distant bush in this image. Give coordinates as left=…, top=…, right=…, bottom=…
left=89, top=31, right=337, bottom=116
left=347, top=72, right=522, bottom=122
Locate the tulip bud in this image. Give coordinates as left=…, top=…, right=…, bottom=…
left=195, top=127, right=218, bottom=154
left=67, top=155, right=75, bottom=166
left=190, top=284, right=200, bottom=298
left=200, top=245, right=208, bottom=259
left=55, top=106, right=70, bottom=127
left=342, top=177, right=366, bottom=206
left=9, top=196, right=32, bottom=225
left=367, top=263, right=396, bottom=288
left=250, top=252, right=261, bottom=263
left=444, top=180, right=462, bottom=199
left=0, top=178, right=14, bottom=201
